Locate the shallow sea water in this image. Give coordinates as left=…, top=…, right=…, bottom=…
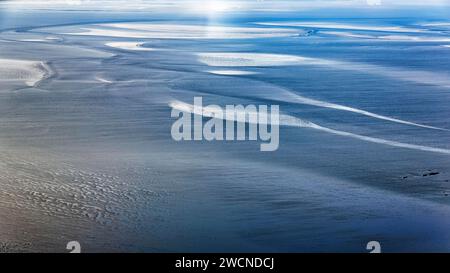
left=0, top=7, right=450, bottom=252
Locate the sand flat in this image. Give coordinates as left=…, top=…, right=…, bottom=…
left=0, top=59, right=51, bottom=86
left=197, top=52, right=314, bottom=67
left=63, top=23, right=299, bottom=39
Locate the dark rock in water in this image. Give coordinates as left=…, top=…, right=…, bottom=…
left=422, top=171, right=439, bottom=177
left=303, top=30, right=317, bottom=37
left=401, top=170, right=441, bottom=180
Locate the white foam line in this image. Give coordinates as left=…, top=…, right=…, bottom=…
left=206, top=70, right=258, bottom=76
left=256, top=22, right=425, bottom=33
left=105, top=41, right=155, bottom=51
left=378, top=35, right=450, bottom=42
left=95, top=76, right=113, bottom=83
left=321, top=31, right=450, bottom=42
left=170, top=100, right=450, bottom=155
left=279, top=91, right=448, bottom=131
left=95, top=76, right=153, bottom=84
left=321, top=31, right=375, bottom=39
left=421, top=22, right=450, bottom=27
left=311, top=124, right=450, bottom=155
left=20, top=39, right=48, bottom=42
left=16, top=36, right=59, bottom=43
